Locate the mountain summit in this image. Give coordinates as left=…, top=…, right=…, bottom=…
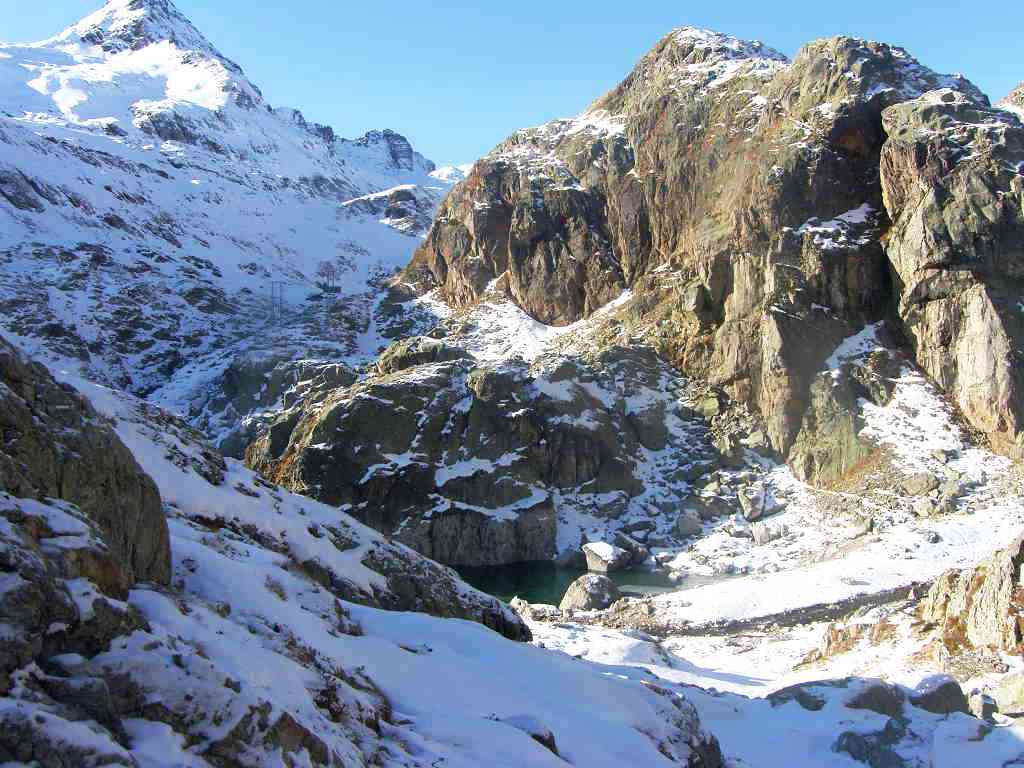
left=0, top=0, right=448, bottom=420
left=46, top=0, right=237, bottom=66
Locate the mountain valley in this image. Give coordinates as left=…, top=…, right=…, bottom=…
left=3, top=1, right=1024, bottom=765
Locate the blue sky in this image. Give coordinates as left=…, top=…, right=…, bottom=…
left=5, top=0, right=1022, bottom=165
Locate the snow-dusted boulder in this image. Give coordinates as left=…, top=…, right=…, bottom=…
left=675, top=510, right=704, bottom=538
left=583, top=542, right=632, bottom=573
left=751, top=520, right=788, bottom=546
left=737, top=481, right=785, bottom=521
left=559, top=574, right=622, bottom=612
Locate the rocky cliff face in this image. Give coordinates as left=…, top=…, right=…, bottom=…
left=881, top=89, right=1024, bottom=458
left=406, top=28, right=1024, bottom=472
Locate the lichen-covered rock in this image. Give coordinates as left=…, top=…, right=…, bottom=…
left=207, top=355, right=357, bottom=458
left=919, top=533, right=1024, bottom=651
left=0, top=337, right=169, bottom=584
left=559, top=574, right=622, bottom=612
left=0, top=493, right=146, bottom=689
left=788, top=343, right=901, bottom=485
left=376, top=335, right=472, bottom=374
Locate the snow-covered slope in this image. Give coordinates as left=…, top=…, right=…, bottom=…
left=0, top=347, right=721, bottom=767
left=0, top=0, right=454, bottom=408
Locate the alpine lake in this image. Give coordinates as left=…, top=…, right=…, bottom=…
left=456, top=561, right=680, bottom=605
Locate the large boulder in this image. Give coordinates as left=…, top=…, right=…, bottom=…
left=559, top=574, right=622, bottom=612
left=376, top=335, right=472, bottom=374
left=995, top=673, right=1024, bottom=715
left=919, top=533, right=1024, bottom=652
left=0, top=337, right=169, bottom=584
left=583, top=542, right=632, bottom=573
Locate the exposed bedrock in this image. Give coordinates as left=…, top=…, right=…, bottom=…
left=247, top=343, right=720, bottom=566
left=405, top=29, right=1024, bottom=468
left=0, top=336, right=170, bottom=585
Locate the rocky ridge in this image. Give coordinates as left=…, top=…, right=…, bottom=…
left=248, top=339, right=721, bottom=566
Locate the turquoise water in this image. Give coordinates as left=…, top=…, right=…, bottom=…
left=456, top=561, right=678, bottom=605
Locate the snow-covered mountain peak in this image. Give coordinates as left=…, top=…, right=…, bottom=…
left=351, top=128, right=435, bottom=173
left=0, top=0, right=460, bottom=409
left=46, top=0, right=238, bottom=69
left=668, top=26, right=789, bottom=65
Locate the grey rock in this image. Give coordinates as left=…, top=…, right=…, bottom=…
left=0, top=337, right=169, bottom=585
left=613, top=532, right=650, bottom=565
left=908, top=676, right=968, bottom=715
left=900, top=472, right=940, bottom=497
left=559, top=574, right=622, bottom=612
left=996, top=673, right=1024, bottom=715
left=751, top=520, right=788, bottom=546
left=881, top=89, right=1024, bottom=460
left=376, top=335, right=472, bottom=374
left=583, top=542, right=632, bottom=573
left=969, top=691, right=998, bottom=722
left=675, top=510, right=704, bottom=538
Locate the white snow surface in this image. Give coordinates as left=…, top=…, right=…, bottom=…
left=530, top=614, right=1024, bottom=767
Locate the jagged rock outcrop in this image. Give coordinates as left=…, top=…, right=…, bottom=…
left=1000, top=82, right=1024, bottom=116
left=920, top=533, right=1024, bottom=652
left=788, top=335, right=902, bottom=484
left=406, top=28, right=1021, bottom=474
left=205, top=355, right=357, bottom=457
left=248, top=342, right=719, bottom=565
left=0, top=337, right=170, bottom=584
left=880, top=89, right=1024, bottom=458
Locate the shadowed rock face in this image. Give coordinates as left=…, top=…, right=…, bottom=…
left=0, top=336, right=170, bottom=584
left=247, top=342, right=720, bottom=566
left=405, top=30, right=999, bottom=462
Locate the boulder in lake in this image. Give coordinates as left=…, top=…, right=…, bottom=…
left=559, top=574, right=622, bottom=612
left=583, top=542, right=632, bottom=573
